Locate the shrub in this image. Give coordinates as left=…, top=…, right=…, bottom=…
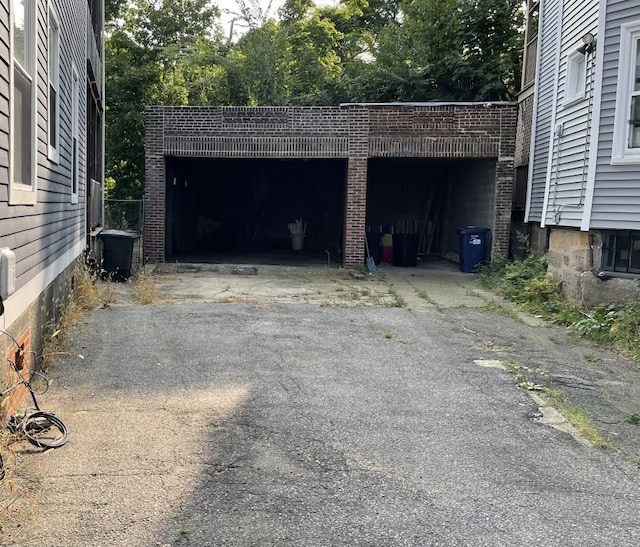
left=478, top=255, right=640, bottom=361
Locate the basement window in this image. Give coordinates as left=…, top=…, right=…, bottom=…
left=601, top=231, right=640, bottom=275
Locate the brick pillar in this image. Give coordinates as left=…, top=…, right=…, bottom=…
left=344, top=107, right=369, bottom=268
left=144, top=107, right=165, bottom=262
left=492, top=106, right=517, bottom=259
left=492, top=158, right=514, bottom=259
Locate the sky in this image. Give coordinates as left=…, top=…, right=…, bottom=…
left=216, top=0, right=338, bottom=40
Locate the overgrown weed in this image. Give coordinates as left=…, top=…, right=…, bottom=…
left=132, top=269, right=160, bottom=304
left=42, top=262, right=105, bottom=370
left=477, top=255, right=640, bottom=361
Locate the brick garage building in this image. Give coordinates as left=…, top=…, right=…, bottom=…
left=145, top=103, right=516, bottom=267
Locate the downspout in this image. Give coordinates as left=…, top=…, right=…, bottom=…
left=589, top=232, right=608, bottom=279
left=581, top=0, right=608, bottom=232
left=101, top=3, right=105, bottom=235
left=540, top=1, right=565, bottom=228
left=580, top=44, right=596, bottom=207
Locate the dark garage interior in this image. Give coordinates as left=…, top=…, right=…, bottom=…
left=165, top=156, right=497, bottom=266
left=366, top=158, right=496, bottom=260
left=165, top=157, right=347, bottom=262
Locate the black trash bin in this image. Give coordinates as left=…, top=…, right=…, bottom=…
left=100, top=229, right=138, bottom=280
left=392, top=234, right=419, bottom=267
left=457, top=226, right=490, bottom=273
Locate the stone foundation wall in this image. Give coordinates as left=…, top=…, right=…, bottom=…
left=526, top=222, right=549, bottom=256
left=547, top=227, right=640, bottom=307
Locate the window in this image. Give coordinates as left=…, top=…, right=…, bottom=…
left=10, top=0, right=37, bottom=205
left=565, top=51, right=586, bottom=104
left=71, top=65, right=79, bottom=204
left=629, top=39, right=640, bottom=148
left=612, top=21, right=640, bottom=164
left=48, top=5, right=60, bottom=162
left=602, top=231, right=640, bottom=275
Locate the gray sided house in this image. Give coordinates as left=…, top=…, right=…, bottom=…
left=523, top=0, right=640, bottom=305
left=0, top=0, right=104, bottom=376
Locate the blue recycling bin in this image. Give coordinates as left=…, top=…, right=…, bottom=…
left=457, top=226, right=490, bottom=273
left=100, top=229, right=138, bottom=280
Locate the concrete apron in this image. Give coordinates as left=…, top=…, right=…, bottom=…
left=144, top=261, right=542, bottom=326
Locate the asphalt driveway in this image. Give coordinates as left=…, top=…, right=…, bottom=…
left=3, top=263, right=640, bottom=546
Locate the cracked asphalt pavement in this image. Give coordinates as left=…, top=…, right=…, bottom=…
left=2, top=262, right=640, bottom=546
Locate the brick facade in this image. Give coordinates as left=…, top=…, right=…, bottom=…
left=145, top=103, right=517, bottom=267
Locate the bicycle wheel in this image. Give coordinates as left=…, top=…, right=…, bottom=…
left=21, top=411, right=68, bottom=449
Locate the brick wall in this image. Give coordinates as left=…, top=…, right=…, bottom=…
left=145, top=103, right=517, bottom=267
left=1, top=328, right=32, bottom=418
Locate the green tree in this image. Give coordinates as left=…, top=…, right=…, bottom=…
left=226, top=21, right=290, bottom=105
left=281, top=7, right=344, bottom=104
left=105, top=0, right=223, bottom=199
left=401, top=0, right=523, bottom=100
left=104, top=0, right=524, bottom=199
left=327, top=0, right=523, bottom=102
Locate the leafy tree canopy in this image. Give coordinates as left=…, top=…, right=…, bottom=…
left=104, top=0, right=524, bottom=198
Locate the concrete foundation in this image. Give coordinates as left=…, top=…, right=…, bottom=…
left=547, top=227, right=640, bottom=307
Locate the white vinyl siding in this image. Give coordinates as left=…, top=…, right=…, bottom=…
left=541, top=0, right=599, bottom=227
left=526, top=0, right=562, bottom=223
left=591, top=1, right=640, bottom=231
left=9, top=0, right=37, bottom=205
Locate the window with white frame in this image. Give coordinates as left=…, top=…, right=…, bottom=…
left=48, top=5, right=60, bottom=163
left=629, top=39, right=640, bottom=148
left=612, top=21, right=640, bottom=164
left=10, top=0, right=37, bottom=205
left=71, top=65, right=80, bottom=204
left=565, top=51, right=586, bottom=104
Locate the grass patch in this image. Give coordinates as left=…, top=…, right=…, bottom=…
left=382, top=282, right=407, bottom=308
left=555, top=404, right=612, bottom=448
left=41, top=264, right=105, bottom=369
left=132, top=269, right=161, bottom=304
left=498, top=358, right=613, bottom=449
left=482, top=300, right=520, bottom=321
left=625, top=413, right=640, bottom=425
left=480, top=340, right=513, bottom=353
left=417, top=290, right=436, bottom=304
left=477, top=255, right=640, bottom=361
left=500, top=359, right=548, bottom=384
